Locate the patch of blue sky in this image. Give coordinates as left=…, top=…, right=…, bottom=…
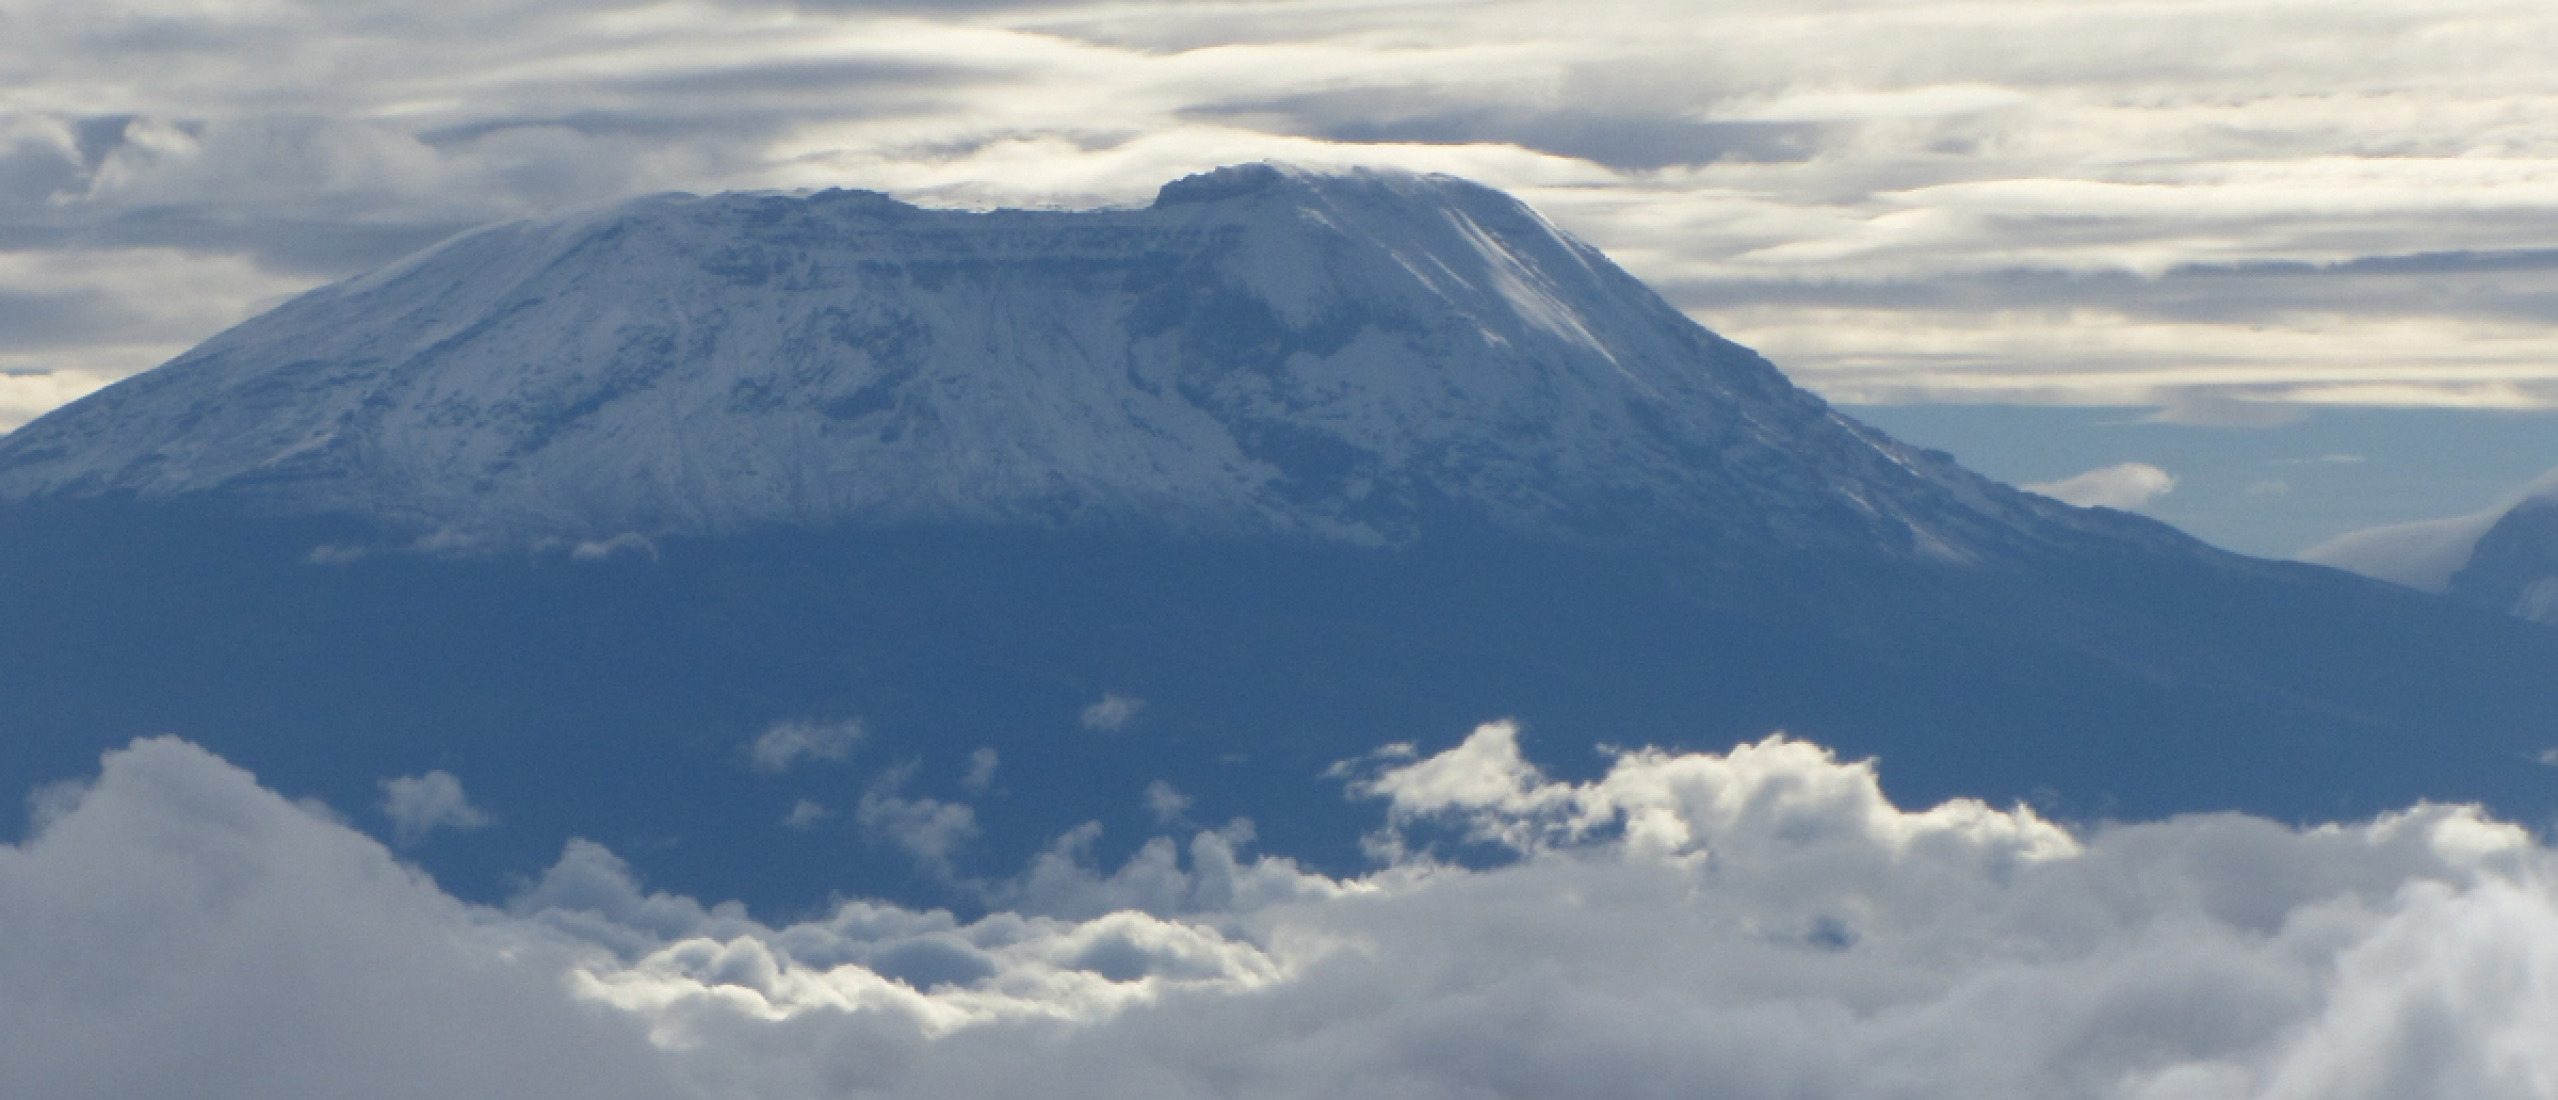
left=1845, top=404, right=2558, bottom=560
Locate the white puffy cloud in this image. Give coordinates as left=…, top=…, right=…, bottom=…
left=377, top=769, right=493, bottom=846
left=0, top=739, right=681, bottom=1100
left=961, top=748, right=1000, bottom=794
left=1080, top=694, right=1144, bottom=732
left=2025, top=462, right=2178, bottom=511
left=1141, top=780, right=1191, bottom=827
left=11, top=0, right=2558, bottom=430
left=747, top=718, right=863, bottom=773
left=782, top=799, right=830, bottom=830
left=856, top=775, right=980, bottom=875
left=12, top=724, right=2558, bottom=1098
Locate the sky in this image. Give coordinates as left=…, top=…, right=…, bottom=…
left=6, top=0, right=2558, bottom=552
left=11, top=5, right=2558, bottom=1087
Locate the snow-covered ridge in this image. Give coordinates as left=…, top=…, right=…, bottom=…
left=0, top=163, right=2123, bottom=558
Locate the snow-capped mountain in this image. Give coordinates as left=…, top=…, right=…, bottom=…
left=0, top=164, right=2131, bottom=564
left=5, top=165, right=2556, bottom=910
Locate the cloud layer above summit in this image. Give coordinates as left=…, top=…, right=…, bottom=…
left=12, top=724, right=2558, bottom=1099
left=9, top=0, right=2558, bottom=426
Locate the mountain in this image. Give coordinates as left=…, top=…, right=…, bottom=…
left=4, top=164, right=2555, bottom=908
left=2451, top=490, right=2558, bottom=624
left=2302, top=472, right=2558, bottom=624
left=0, top=164, right=2133, bottom=564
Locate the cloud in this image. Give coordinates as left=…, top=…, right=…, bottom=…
left=13, top=724, right=2558, bottom=1098
left=0, top=369, right=112, bottom=433
left=2300, top=467, right=2558, bottom=590
left=0, top=739, right=681, bottom=1100
left=1141, top=780, right=1191, bottom=827
left=2516, top=578, right=2558, bottom=625
left=857, top=768, right=980, bottom=874
left=2024, top=462, right=2178, bottom=511
left=1080, top=693, right=1145, bottom=732
left=569, top=532, right=656, bottom=561
left=961, top=748, right=999, bottom=794
left=2299, top=513, right=2508, bottom=592
left=746, top=718, right=863, bottom=773
left=12, top=0, right=2558, bottom=434
left=376, top=770, right=491, bottom=846
left=782, top=799, right=830, bottom=830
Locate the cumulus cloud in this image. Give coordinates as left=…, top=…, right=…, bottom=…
left=961, top=748, right=1000, bottom=794
left=0, top=739, right=681, bottom=1100
left=2024, top=462, right=2178, bottom=511
left=746, top=718, right=863, bottom=773
left=377, top=770, right=491, bottom=846
left=1140, top=780, right=1191, bottom=828
left=14, top=724, right=2558, bottom=1098
left=782, top=799, right=831, bottom=831
left=857, top=768, right=980, bottom=875
left=12, top=0, right=2558, bottom=433
left=1080, top=694, right=1144, bottom=732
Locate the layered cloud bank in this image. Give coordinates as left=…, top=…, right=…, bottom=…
left=8, top=725, right=2558, bottom=1098
left=12, top=0, right=2558, bottom=425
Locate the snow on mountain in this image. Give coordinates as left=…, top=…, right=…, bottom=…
left=0, top=164, right=2132, bottom=562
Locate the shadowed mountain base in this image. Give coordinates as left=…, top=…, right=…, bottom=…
left=7, top=496, right=2555, bottom=913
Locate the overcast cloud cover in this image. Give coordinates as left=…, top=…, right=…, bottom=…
left=9, top=0, right=2558, bottom=429
left=10, top=724, right=2558, bottom=1099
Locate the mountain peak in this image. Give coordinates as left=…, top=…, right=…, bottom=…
left=1153, top=161, right=1305, bottom=206
left=1149, top=161, right=1475, bottom=209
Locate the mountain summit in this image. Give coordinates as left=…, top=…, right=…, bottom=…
left=0, top=164, right=2128, bottom=564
